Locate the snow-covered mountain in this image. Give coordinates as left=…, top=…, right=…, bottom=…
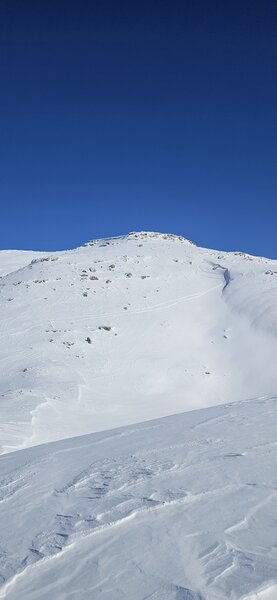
left=1, top=231, right=277, bottom=454
left=1, top=232, right=277, bottom=599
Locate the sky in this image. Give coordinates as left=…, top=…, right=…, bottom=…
left=0, top=0, right=277, bottom=256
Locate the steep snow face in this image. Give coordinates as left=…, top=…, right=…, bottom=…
left=0, top=231, right=277, bottom=453
left=0, top=396, right=277, bottom=600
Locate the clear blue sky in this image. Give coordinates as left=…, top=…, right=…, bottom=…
left=1, top=1, right=277, bottom=256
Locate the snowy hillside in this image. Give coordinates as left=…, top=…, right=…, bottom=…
left=1, top=231, right=277, bottom=599
left=1, top=231, right=277, bottom=453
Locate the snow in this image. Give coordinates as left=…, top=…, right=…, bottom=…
left=0, top=231, right=277, bottom=598
left=1, top=396, right=277, bottom=599
left=1, top=232, right=277, bottom=454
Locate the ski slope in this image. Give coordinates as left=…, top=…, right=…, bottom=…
left=1, top=231, right=277, bottom=599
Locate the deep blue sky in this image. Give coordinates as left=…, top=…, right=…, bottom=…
left=1, top=1, right=277, bottom=256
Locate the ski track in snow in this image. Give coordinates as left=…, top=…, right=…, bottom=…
left=1, top=232, right=277, bottom=598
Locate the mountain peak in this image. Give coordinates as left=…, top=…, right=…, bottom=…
left=83, top=230, right=195, bottom=248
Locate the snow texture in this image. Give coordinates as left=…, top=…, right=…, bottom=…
left=0, top=232, right=277, bottom=598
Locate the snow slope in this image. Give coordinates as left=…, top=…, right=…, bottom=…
left=1, top=231, right=277, bottom=599
left=1, top=231, right=277, bottom=453
left=0, top=395, right=277, bottom=599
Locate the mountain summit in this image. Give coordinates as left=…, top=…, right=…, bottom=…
left=1, top=231, right=277, bottom=453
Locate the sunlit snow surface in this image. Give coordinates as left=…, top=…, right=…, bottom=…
left=1, top=397, right=277, bottom=599
left=1, top=232, right=277, bottom=598
left=1, top=232, right=277, bottom=454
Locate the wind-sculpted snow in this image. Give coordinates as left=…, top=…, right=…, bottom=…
left=1, top=232, right=277, bottom=453
left=0, top=396, right=277, bottom=599
left=1, top=232, right=277, bottom=597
